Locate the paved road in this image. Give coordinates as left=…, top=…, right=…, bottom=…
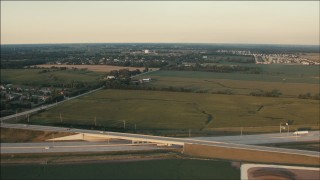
left=190, top=131, right=320, bottom=145
left=1, top=141, right=167, bottom=154
left=1, top=123, right=319, bottom=157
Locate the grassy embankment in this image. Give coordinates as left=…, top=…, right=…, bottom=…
left=260, top=141, right=320, bottom=152
left=0, top=127, right=74, bottom=143
left=1, top=159, right=240, bottom=180
left=28, top=89, right=319, bottom=136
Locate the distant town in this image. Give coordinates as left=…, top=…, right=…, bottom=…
left=217, top=50, right=320, bottom=65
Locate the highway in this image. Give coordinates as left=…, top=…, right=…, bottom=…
left=1, top=142, right=168, bottom=154
left=1, top=123, right=319, bottom=157
left=191, top=131, right=320, bottom=145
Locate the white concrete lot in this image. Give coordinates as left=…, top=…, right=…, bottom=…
left=241, top=163, right=320, bottom=180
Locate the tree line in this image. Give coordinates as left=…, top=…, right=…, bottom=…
left=162, top=64, right=262, bottom=74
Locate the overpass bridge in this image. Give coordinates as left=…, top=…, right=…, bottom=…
left=1, top=123, right=319, bottom=158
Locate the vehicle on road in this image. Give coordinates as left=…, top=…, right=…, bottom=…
left=293, top=131, right=309, bottom=135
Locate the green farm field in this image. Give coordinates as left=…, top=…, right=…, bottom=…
left=144, top=64, right=320, bottom=84
left=29, top=89, right=319, bottom=136
left=136, top=65, right=319, bottom=97
left=1, top=159, right=240, bottom=180
left=0, top=69, right=102, bottom=86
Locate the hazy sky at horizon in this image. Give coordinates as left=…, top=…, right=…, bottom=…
left=1, top=1, right=319, bottom=45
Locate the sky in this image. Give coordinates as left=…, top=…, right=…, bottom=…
left=1, top=1, right=319, bottom=45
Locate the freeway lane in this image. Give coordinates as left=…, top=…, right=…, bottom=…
left=1, top=123, right=319, bottom=157
left=190, top=131, right=320, bottom=145
left=1, top=142, right=167, bottom=154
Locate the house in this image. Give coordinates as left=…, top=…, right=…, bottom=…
left=0, top=85, right=5, bottom=91
left=105, top=76, right=115, bottom=80
left=39, top=88, right=51, bottom=95
left=39, top=96, right=49, bottom=101
left=5, top=94, right=15, bottom=101
left=140, top=78, right=151, bottom=83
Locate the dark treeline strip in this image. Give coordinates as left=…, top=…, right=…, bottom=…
left=162, top=64, right=262, bottom=74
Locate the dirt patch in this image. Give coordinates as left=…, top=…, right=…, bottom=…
left=0, top=127, right=75, bottom=143
left=35, top=64, right=159, bottom=72
left=183, top=143, right=320, bottom=166
left=248, top=167, right=320, bottom=180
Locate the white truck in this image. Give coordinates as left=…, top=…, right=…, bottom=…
left=293, top=131, right=309, bottom=135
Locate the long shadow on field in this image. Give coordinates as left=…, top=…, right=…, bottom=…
left=204, top=79, right=263, bottom=91
left=86, top=97, right=189, bottom=103
left=191, top=103, right=213, bottom=131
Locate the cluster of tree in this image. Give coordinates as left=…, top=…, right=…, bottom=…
left=37, top=67, right=68, bottom=73
left=162, top=64, right=261, bottom=74
left=249, top=89, right=282, bottom=97
left=104, top=79, right=131, bottom=89
left=1, top=59, right=48, bottom=69
left=107, top=69, right=143, bottom=79
left=106, top=60, right=168, bottom=68
left=44, top=93, right=64, bottom=104
left=1, top=101, right=32, bottom=112
left=298, top=93, right=320, bottom=100
left=0, top=109, right=15, bottom=117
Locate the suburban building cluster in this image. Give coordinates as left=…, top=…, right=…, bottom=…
left=0, top=84, right=65, bottom=107
left=216, top=50, right=319, bottom=65
left=1, top=84, right=47, bottom=102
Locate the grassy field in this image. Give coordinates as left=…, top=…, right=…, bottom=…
left=1, top=159, right=240, bottom=180
left=142, top=64, right=319, bottom=84
left=137, top=75, right=319, bottom=97
left=0, top=127, right=74, bottom=143
left=34, top=64, right=158, bottom=72
left=28, top=89, right=319, bottom=136
left=299, top=53, right=320, bottom=63
left=0, top=69, right=102, bottom=86
left=260, top=141, right=320, bottom=152
left=136, top=65, right=319, bottom=97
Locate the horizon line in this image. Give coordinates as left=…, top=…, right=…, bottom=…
left=1, top=42, right=319, bottom=46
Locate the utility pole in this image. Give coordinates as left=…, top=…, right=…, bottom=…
left=60, top=113, right=62, bottom=123
left=94, top=116, right=97, bottom=126
left=280, top=123, right=282, bottom=133
left=123, top=120, right=126, bottom=129
left=52, top=134, right=54, bottom=147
